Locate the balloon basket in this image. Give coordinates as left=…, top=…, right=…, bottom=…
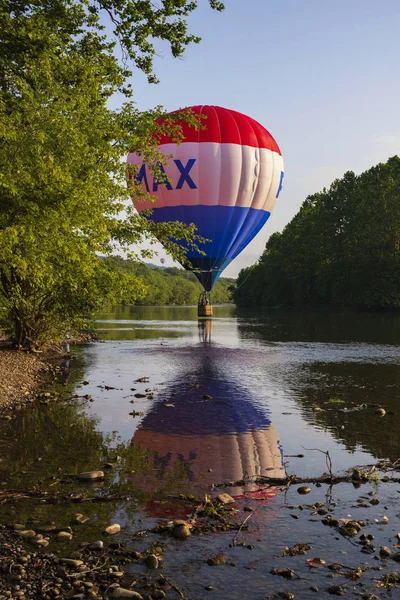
left=198, top=304, right=213, bottom=317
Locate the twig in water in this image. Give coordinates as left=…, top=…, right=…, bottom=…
left=158, top=574, right=186, bottom=599
left=232, top=512, right=253, bottom=546
left=302, top=447, right=333, bottom=479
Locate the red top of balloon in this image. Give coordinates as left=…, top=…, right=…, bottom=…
left=156, top=105, right=282, bottom=155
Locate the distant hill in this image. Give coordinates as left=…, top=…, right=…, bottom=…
left=105, top=256, right=234, bottom=305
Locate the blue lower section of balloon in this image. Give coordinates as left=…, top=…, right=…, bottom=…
left=148, top=205, right=271, bottom=290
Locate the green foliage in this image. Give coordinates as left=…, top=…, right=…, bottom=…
left=105, top=256, right=234, bottom=305
left=0, top=0, right=224, bottom=348
left=234, top=156, right=400, bottom=309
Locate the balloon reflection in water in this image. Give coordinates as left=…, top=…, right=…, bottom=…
left=131, top=363, right=285, bottom=516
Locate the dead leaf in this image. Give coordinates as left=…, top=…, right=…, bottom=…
left=306, top=557, right=326, bottom=568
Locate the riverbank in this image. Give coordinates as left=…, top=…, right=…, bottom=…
left=0, top=343, right=54, bottom=414
left=0, top=333, right=97, bottom=414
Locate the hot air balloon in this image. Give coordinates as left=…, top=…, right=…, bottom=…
left=127, top=105, right=284, bottom=296
left=160, top=257, right=166, bottom=264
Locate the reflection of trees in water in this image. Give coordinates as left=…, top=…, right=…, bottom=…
left=284, top=361, right=400, bottom=461
left=236, top=309, right=400, bottom=345
left=131, top=362, right=285, bottom=498
left=0, top=401, right=104, bottom=487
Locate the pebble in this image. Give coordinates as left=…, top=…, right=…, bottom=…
left=217, top=493, right=235, bottom=504
left=76, top=471, right=104, bottom=481
left=60, top=559, right=84, bottom=568
left=171, top=521, right=191, bottom=539
left=375, top=408, right=386, bottom=416
left=19, top=531, right=36, bottom=538
left=111, top=589, right=143, bottom=598
left=104, top=524, right=121, bottom=535
left=72, top=514, right=90, bottom=525
left=144, top=554, right=159, bottom=569
left=380, top=546, right=391, bottom=558
left=297, top=486, right=311, bottom=495
left=12, top=525, right=25, bottom=531
left=56, top=531, right=73, bottom=541
left=88, top=541, right=104, bottom=550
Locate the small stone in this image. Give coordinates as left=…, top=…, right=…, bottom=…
left=278, top=593, right=295, bottom=600
left=203, top=394, right=212, bottom=400
left=370, top=498, right=380, bottom=505
left=76, top=471, right=104, bottom=481
left=12, top=524, right=26, bottom=531
left=104, top=524, right=121, bottom=535
left=244, top=506, right=254, bottom=512
left=60, top=559, right=84, bottom=568
left=88, top=541, right=104, bottom=550
left=72, top=514, right=90, bottom=525
left=205, top=586, right=214, bottom=591
left=57, top=531, right=73, bottom=541
left=171, top=521, right=191, bottom=539
left=217, top=493, right=235, bottom=504
left=207, top=554, right=226, bottom=566
left=36, top=524, right=57, bottom=533
left=111, top=572, right=124, bottom=578
left=35, top=539, right=49, bottom=548
left=144, top=554, right=158, bottom=569
left=111, top=589, right=143, bottom=599
left=297, top=486, right=311, bottom=495
left=380, top=546, right=391, bottom=558
left=375, top=408, right=386, bottom=416
left=312, top=407, right=322, bottom=412
left=19, top=530, right=36, bottom=538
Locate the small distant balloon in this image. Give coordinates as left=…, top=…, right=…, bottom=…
left=160, top=258, right=166, bottom=264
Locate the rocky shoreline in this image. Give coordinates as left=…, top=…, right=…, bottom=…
left=0, top=524, right=171, bottom=600
left=0, top=344, right=53, bottom=414
left=0, top=333, right=97, bottom=415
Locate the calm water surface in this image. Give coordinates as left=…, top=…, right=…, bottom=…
left=2, top=305, right=400, bottom=599
left=89, top=305, right=400, bottom=480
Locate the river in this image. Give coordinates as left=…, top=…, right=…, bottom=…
left=1, top=305, right=400, bottom=599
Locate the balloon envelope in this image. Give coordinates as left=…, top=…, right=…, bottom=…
left=128, top=105, right=284, bottom=291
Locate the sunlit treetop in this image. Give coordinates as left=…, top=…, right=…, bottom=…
left=1, top=0, right=224, bottom=85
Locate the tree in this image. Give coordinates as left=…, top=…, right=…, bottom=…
left=234, top=156, right=400, bottom=309
left=0, top=0, right=224, bottom=348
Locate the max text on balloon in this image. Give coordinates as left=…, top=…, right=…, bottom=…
left=136, top=159, right=197, bottom=193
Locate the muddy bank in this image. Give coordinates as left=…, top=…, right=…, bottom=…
left=0, top=333, right=96, bottom=414
left=0, top=344, right=52, bottom=413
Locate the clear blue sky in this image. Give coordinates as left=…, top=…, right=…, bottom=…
left=117, top=0, right=400, bottom=277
